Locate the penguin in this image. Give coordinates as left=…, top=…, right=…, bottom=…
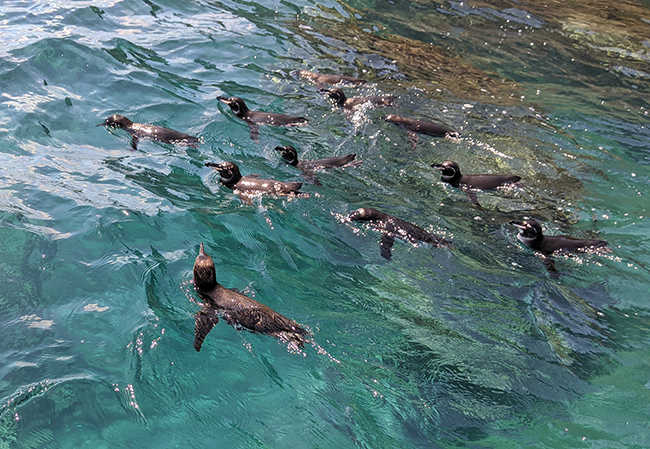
left=510, top=219, right=609, bottom=277
left=295, top=70, right=367, bottom=86
left=205, top=161, right=302, bottom=195
left=384, top=114, right=458, bottom=150
left=323, top=87, right=396, bottom=109
left=97, top=114, right=199, bottom=150
left=348, top=207, right=450, bottom=260
left=192, top=243, right=308, bottom=351
left=275, top=145, right=359, bottom=170
left=217, top=96, right=308, bottom=142
left=432, top=160, right=521, bottom=206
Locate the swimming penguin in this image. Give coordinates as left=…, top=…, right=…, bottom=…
left=295, top=70, right=367, bottom=86
left=348, top=207, right=450, bottom=260
left=384, top=114, right=458, bottom=150
left=192, top=243, right=308, bottom=351
left=432, top=160, right=521, bottom=206
left=217, top=96, right=308, bottom=142
left=510, top=219, right=609, bottom=277
left=97, top=114, right=199, bottom=150
left=323, top=87, right=396, bottom=109
left=275, top=145, right=359, bottom=170
left=205, top=161, right=302, bottom=195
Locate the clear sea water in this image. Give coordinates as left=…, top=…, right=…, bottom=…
left=1, top=0, right=649, bottom=447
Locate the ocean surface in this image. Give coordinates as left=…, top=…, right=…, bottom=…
left=1, top=0, right=649, bottom=447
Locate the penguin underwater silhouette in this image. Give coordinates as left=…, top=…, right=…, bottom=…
left=384, top=114, right=458, bottom=150
left=295, top=70, right=368, bottom=86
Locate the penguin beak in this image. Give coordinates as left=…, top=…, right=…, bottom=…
left=217, top=96, right=231, bottom=104
left=431, top=163, right=444, bottom=170
left=274, top=146, right=284, bottom=152
left=204, top=162, right=224, bottom=170
left=319, top=88, right=331, bottom=94
left=199, top=242, right=206, bottom=255
left=509, top=221, right=526, bottom=230
left=96, top=122, right=107, bottom=127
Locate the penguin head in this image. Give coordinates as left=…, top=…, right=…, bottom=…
left=217, top=96, right=249, bottom=117
left=349, top=207, right=385, bottom=222
left=383, top=114, right=412, bottom=128
left=510, top=219, right=543, bottom=244
left=193, top=242, right=218, bottom=292
left=205, top=161, right=243, bottom=185
left=275, top=145, right=299, bottom=166
left=431, top=161, right=462, bottom=184
left=97, top=114, right=133, bottom=129
left=323, top=88, right=347, bottom=106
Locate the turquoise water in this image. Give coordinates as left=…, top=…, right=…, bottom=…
left=1, top=0, right=649, bottom=447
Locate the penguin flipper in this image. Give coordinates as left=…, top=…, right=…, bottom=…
left=301, top=170, right=321, bottom=185
left=407, top=132, right=418, bottom=150
left=247, top=123, right=260, bottom=142
left=380, top=233, right=395, bottom=260
left=462, top=186, right=483, bottom=209
left=542, top=255, right=560, bottom=279
left=131, top=136, right=140, bottom=150
left=194, top=308, right=220, bottom=351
